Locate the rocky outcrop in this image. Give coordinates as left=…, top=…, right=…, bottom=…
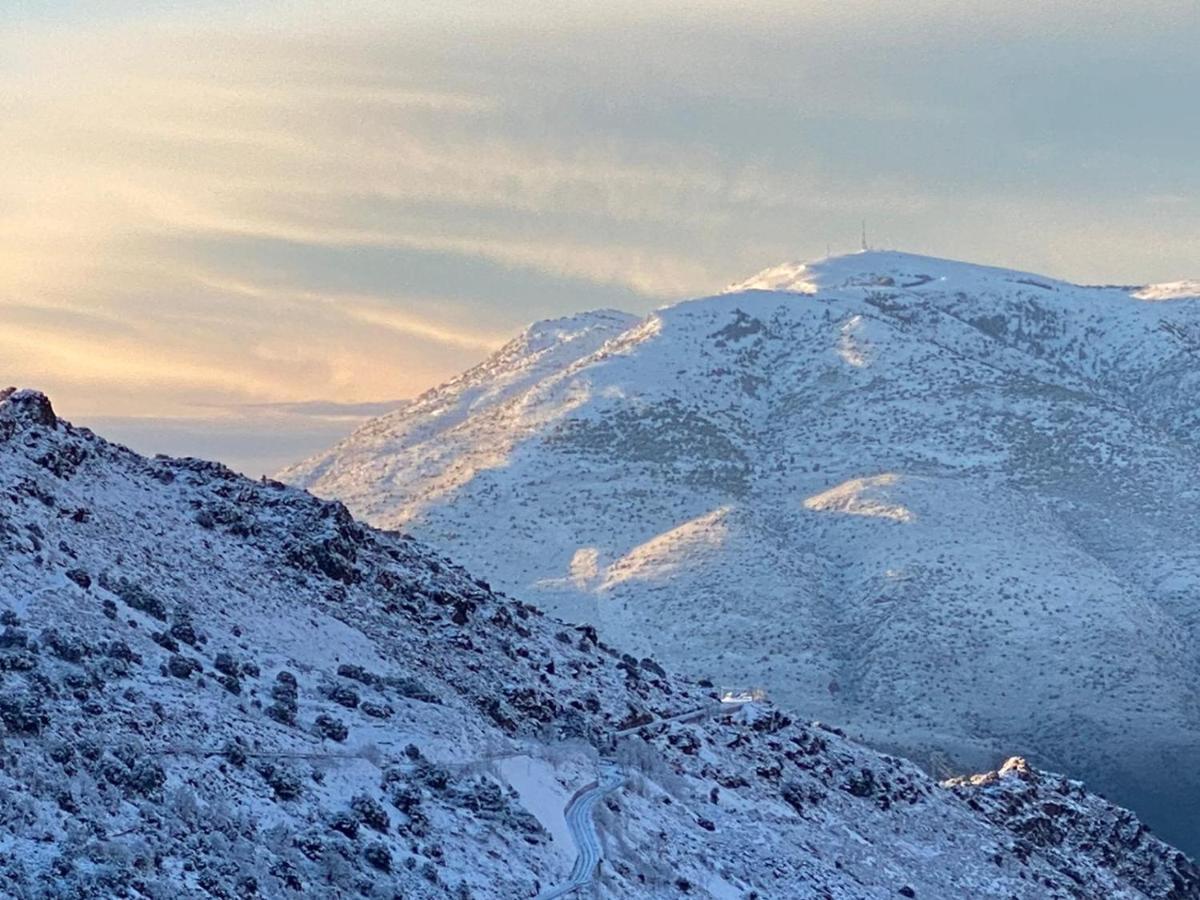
left=947, top=758, right=1200, bottom=900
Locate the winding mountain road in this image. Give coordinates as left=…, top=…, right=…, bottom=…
left=533, top=701, right=749, bottom=898
left=534, top=761, right=626, bottom=900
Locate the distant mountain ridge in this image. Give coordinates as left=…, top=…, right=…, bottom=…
left=281, top=251, right=1200, bottom=851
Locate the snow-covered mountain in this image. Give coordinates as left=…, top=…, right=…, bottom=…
left=281, top=251, right=1200, bottom=853
left=4, top=389, right=1199, bottom=899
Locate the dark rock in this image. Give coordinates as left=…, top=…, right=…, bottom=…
left=65, top=569, right=91, bottom=589
left=167, top=655, right=198, bottom=679
left=285, top=537, right=360, bottom=585
left=329, top=811, right=358, bottom=838
left=1, top=389, right=57, bottom=428
left=106, top=640, right=138, bottom=663
left=41, top=628, right=91, bottom=663
left=313, top=714, right=348, bottom=742
left=640, top=657, right=667, bottom=678
left=258, top=764, right=302, bottom=801
left=389, top=783, right=422, bottom=814
left=504, top=686, right=557, bottom=723
left=56, top=790, right=79, bottom=813
left=417, top=761, right=451, bottom=792
left=389, top=676, right=439, bottom=704
left=451, top=599, right=474, bottom=625
left=169, top=620, right=197, bottom=646
left=36, top=443, right=88, bottom=479
left=0, top=626, right=28, bottom=649
left=460, top=779, right=506, bottom=816
left=363, top=841, right=391, bottom=872
left=351, top=794, right=390, bottom=832
left=126, top=758, right=166, bottom=796
left=325, top=684, right=360, bottom=708
left=265, top=703, right=296, bottom=726
left=845, top=768, right=878, bottom=799
left=270, top=680, right=298, bottom=703
left=150, top=631, right=179, bottom=653
left=477, top=695, right=517, bottom=733
left=751, top=710, right=792, bottom=734
left=0, top=649, right=38, bottom=672
left=106, top=577, right=167, bottom=621
left=0, top=695, right=45, bottom=734
left=360, top=700, right=393, bottom=719
left=224, top=741, right=248, bottom=767
left=336, top=663, right=379, bottom=685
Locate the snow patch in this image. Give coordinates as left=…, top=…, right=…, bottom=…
left=804, top=474, right=915, bottom=524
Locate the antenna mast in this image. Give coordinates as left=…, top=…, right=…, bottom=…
left=861, top=220, right=868, bottom=251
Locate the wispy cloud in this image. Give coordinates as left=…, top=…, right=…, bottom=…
left=231, top=399, right=406, bottom=419
left=2, top=0, right=1198, bottom=459
left=191, top=275, right=507, bottom=351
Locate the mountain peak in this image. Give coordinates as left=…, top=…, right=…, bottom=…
left=725, top=249, right=1073, bottom=297
left=728, top=249, right=1200, bottom=304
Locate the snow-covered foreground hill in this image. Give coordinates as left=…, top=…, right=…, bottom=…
left=281, top=251, right=1200, bottom=853
left=3, top=389, right=1198, bottom=898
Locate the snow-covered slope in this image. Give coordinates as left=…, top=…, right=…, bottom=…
left=5, top=390, right=1200, bottom=899
left=281, top=251, right=1200, bottom=852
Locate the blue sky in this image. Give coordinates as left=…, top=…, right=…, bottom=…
left=3, top=1, right=1198, bottom=473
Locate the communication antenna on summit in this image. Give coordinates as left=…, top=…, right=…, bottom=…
left=861, top=220, right=868, bottom=251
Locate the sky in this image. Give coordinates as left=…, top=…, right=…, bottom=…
left=3, top=1, right=1199, bottom=475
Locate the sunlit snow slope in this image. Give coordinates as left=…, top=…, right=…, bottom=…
left=283, top=251, right=1200, bottom=851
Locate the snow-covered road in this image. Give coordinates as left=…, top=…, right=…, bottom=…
left=534, top=761, right=626, bottom=900
left=533, top=702, right=748, bottom=898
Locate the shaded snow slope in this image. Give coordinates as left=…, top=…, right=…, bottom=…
left=281, top=251, right=1200, bottom=852
left=3, top=390, right=1199, bottom=898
